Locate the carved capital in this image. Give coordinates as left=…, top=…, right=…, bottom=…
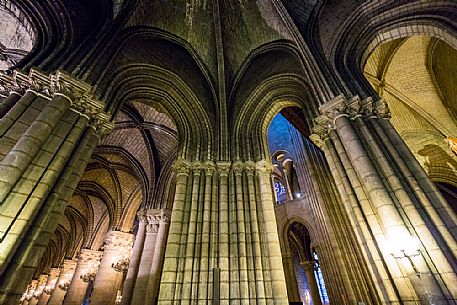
left=173, top=159, right=192, bottom=176
left=103, top=231, right=134, bottom=251
left=146, top=215, right=160, bottom=233
left=192, top=161, right=203, bottom=175
left=255, top=160, right=273, bottom=175
left=137, top=209, right=148, bottom=223
left=232, top=161, right=244, bottom=176
left=244, top=161, right=256, bottom=175
left=160, top=209, right=171, bottom=224
left=78, top=249, right=103, bottom=264
left=374, top=98, right=390, bottom=119
left=202, top=161, right=216, bottom=176
left=90, top=112, right=114, bottom=139
left=216, top=162, right=231, bottom=177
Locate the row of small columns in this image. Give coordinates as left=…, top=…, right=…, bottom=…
left=20, top=230, right=134, bottom=305
left=20, top=208, right=170, bottom=305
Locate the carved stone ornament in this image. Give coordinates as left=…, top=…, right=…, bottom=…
left=192, top=161, right=203, bottom=175
left=103, top=231, right=134, bottom=251
left=232, top=161, right=244, bottom=176
left=202, top=161, right=216, bottom=176
left=312, top=95, right=387, bottom=143
left=146, top=215, right=160, bottom=233
left=172, top=159, right=192, bottom=176
left=0, top=68, right=112, bottom=123
left=160, top=209, right=171, bottom=224
left=255, top=160, right=273, bottom=175
left=244, top=161, right=256, bottom=175
left=90, top=112, right=115, bottom=139
left=216, top=162, right=231, bottom=177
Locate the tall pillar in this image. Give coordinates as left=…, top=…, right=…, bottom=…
left=301, top=261, right=322, bottom=305
left=47, top=260, right=77, bottom=305
left=0, top=69, right=113, bottom=303
left=90, top=231, right=134, bottom=305
left=313, top=95, right=457, bottom=304
left=63, top=249, right=102, bottom=305
left=120, top=210, right=147, bottom=305
left=21, top=279, right=38, bottom=305
left=158, top=159, right=289, bottom=305
left=130, top=210, right=160, bottom=304
left=146, top=209, right=171, bottom=304
left=37, top=268, right=60, bottom=305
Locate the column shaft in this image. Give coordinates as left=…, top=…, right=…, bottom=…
left=47, top=260, right=77, bottom=305
left=90, top=231, right=133, bottom=305
left=120, top=211, right=147, bottom=305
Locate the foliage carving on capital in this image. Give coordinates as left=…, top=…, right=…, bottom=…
left=232, top=161, right=244, bottom=176
left=202, top=161, right=216, bottom=176
left=146, top=214, right=160, bottom=233
left=90, top=112, right=114, bottom=139
left=255, top=160, right=273, bottom=175
left=173, top=159, right=192, bottom=176
left=192, top=161, right=203, bottom=175
left=374, top=98, right=391, bottom=119
left=160, top=209, right=171, bottom=224
left=103, top=231, right=134, bottom=250
left=244, top=161, right=256, bottom=175
left=216, top=162, right=231, bottom=177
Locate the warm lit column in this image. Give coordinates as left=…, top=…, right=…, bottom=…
left=255, top=160, right=289, bottom=304
left=47, top=260, right=77, bottom=305
left=146, top=209, right=171, bottom=304
left=314, top=95, right=457, bottom=303
left=131, top=210, right=160, bottom=304
left=29, top=274, right=48, bottom=305
left=90, top=231, right=134, bottom=305
left=120, top=210, right=147, bottom=305
left=21, top=279, right=37, bottom=305
left=37, top=268, right=60, bottom=305
left=63, top=249, right=102, bottom=305
left=0, top=69, right=112, bottom=304
left=301, top=261, right=322, bottom=305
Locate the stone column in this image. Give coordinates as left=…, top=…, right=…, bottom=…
left=63, top=249, right=102, bottom=305
left=29, top=274, right=48, bottom=305
left=313, top=95, right=457, bottom=303
left=256, top=160, right=289, bottom=304
left=120, top=210, right=147, bottom=305
left=21, top=279, right=38, bottom=305
left=47, top=260, right=77, bottom=305
left=158, top=159, right=289, bottom=305
left=301, top=261, right=322, bottom=305
left=0, top=69, right=113, bottom=304
left=90, top=231, right=134, bottom=305
left=130, top=210, right=160, bottom=305
left=158, top=159, right=191, bottom=304
left=146, top=210, right=171, bottom=304
left=37, top=268, right=60, bottom=305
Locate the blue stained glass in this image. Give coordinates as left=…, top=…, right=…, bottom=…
left=313, top=252, right=330, bottom=304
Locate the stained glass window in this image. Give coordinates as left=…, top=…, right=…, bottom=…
left=274, top=181, right=287, bottom=203
left=313, top=251, right=329, bottom=304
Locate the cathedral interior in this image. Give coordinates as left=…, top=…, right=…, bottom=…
left=1, top=0, right=457, bottom=304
